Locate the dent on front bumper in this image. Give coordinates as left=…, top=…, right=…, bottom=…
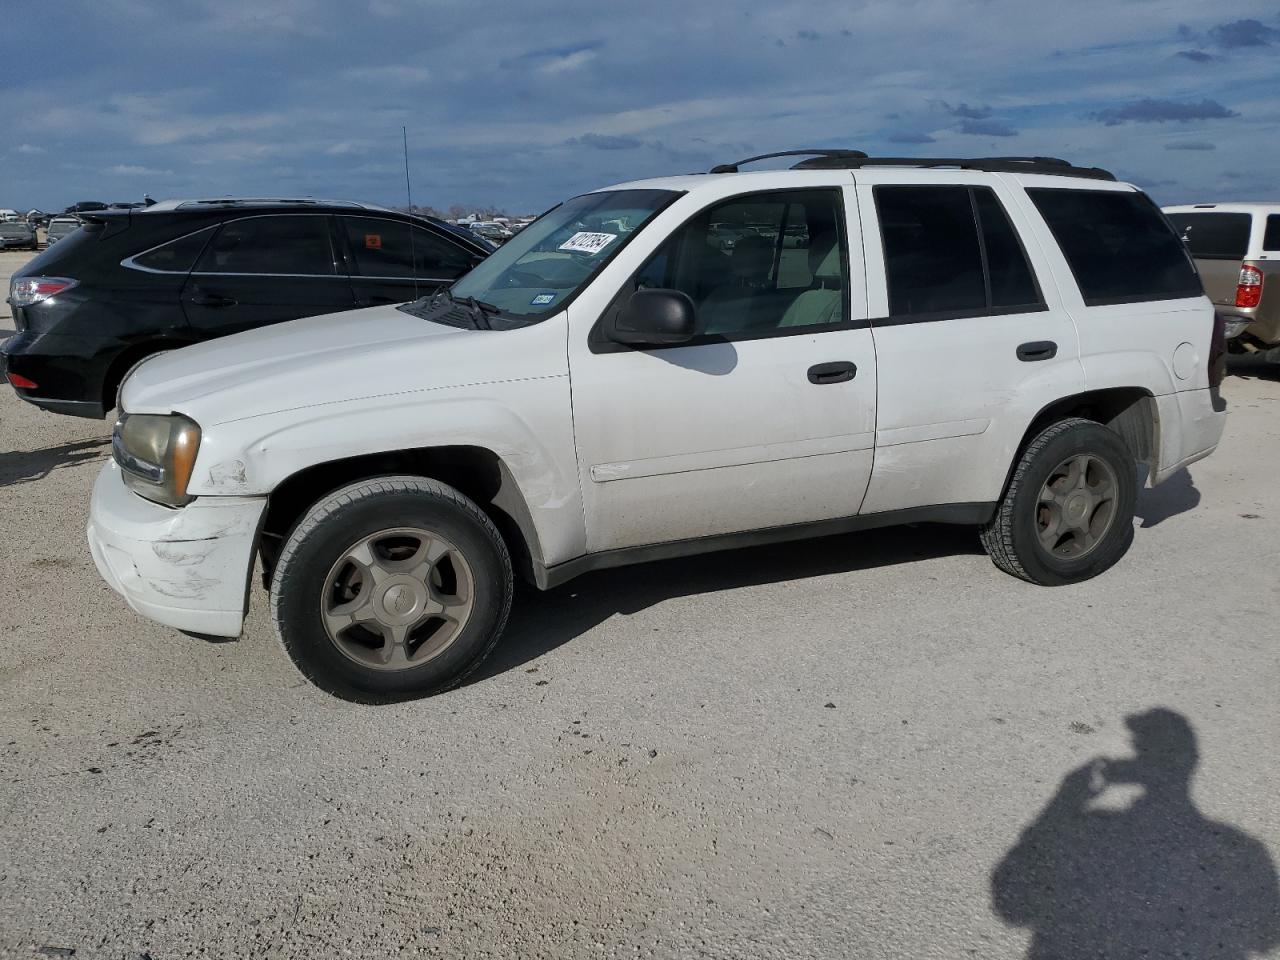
left=87, top=461, right=266, bottom=637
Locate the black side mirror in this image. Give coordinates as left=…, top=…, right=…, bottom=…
left=606, top=288, right=699, bottom=347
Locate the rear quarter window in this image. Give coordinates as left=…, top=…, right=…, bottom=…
left=1029, top=189, right=1202, bottom=306
left=1263, top=215, right=1280, bottom=252
left=129, top=225, right=218, bottom=273
left=1165, top=212, right=1252, bottom=260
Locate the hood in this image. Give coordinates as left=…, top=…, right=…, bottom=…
left=121, top=304, right=512, bottom=425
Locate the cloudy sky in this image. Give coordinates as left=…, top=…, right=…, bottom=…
left=2, top=0, right=1277, bottom=213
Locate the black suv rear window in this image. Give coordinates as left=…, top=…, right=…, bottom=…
left=1165, top=212, right=1252, bottom=260
left=131, top=225, right=217, bottom=273
left=196, top=216, right=335, bottom=275
left=1029, top=189, right=1201, bottom=306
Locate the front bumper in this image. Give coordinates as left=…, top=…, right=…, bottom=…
left=87, top=461, right=266, bottom=637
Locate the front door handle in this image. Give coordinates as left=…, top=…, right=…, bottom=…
left=807, top=361, right=857, bottom=384
left=1016, top=340, right=1057, bottom=362
left=189, top=292, right=237, bottom=308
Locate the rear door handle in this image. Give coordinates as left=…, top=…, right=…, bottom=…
left=189, top=292, right=237, bottom=308
left=807, top=361, right=857, bottom=384
left=1016, top=340, right=1057, bottom=362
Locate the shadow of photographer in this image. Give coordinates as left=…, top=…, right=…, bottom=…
left=992, top=708, right=1280, bottom=959
left=0, top=436, right=110, bottom=488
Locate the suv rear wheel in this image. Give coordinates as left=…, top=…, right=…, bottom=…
left=271, top=476, right=513, bottom=702
left=981, top=418, right=1137, bottom=585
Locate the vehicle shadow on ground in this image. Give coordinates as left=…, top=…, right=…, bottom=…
left=1135, top=467, right=1199, bottom=528
left=991, top=707, right=1280, bottom=959
left=0, top=437, right=110, bottom=487
left=474, top=523, right=984, bottom=682
left=1227, top=354, right=1280, bottom=380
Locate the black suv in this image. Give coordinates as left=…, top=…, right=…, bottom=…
left=2, top=198, right=492, bottom=418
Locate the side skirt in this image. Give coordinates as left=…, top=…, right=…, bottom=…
left=535, top=502, right=996, bottom=589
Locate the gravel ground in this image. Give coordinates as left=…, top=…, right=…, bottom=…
left=2, top=248, right=1278, bottom=959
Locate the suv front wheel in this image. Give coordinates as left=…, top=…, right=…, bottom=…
left=271, top=476, right=513, bottom=702
left=981, top=418, right=1138, bottom=586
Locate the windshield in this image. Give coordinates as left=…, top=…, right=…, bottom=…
left=449, top=189, right=679, bottom=318
left=48, top=221, right=78, bottom=236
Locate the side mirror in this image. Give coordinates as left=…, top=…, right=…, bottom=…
left=606, top=288, right=699, bottom=347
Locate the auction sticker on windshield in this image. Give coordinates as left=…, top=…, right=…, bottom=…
left=558, top=232, right=617, bottom=255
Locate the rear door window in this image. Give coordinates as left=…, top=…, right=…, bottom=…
left=876, top=185, right=986, bottom=317
left=974, top=189, right=1041, bottom=309
left=195, top=216, right=336, bottom=275
left=1028, top=189, right=1202, bottom=306
left=874, top=185, right=1043, bottom=319
left=341, top=216, right=476, bottom=279
left=1166, top=212, right=1253, bottom=260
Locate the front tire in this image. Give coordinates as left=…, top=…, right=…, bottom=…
left=271, top=476, right=513, bottom=702
left=981, top=418, right=1137, bottom=586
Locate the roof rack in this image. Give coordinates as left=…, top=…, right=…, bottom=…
left=172, top=197, right=377, bottom=210
left=709, top=149, right=869, bottom=174
left=790, top=154, right=1116, bottom=181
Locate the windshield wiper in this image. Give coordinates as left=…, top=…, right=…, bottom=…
left=461, top=295, right=501, bottom=331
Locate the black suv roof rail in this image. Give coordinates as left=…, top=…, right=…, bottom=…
left=709, top=149, right=869, bottom=174
left=173, top=197, right=375, bottom=210
left=789, top=154, right=1116, bottom=181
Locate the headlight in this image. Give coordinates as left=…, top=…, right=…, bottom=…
left=112, top=413, right=202, bottom=507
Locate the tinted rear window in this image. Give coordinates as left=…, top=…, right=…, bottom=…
left=1029, top=189, right=1202, bottom=306
left=1264, top=215, right=1280, bottom=252
left=876, top=185, right=986, bottom=317
left=196, top=216, right=335, bottom=275
left=974, top=189, right=1041, bottom=308
left=131, top=225, right=217, bottom=273
left=1166, top=212, right=1252, bottom=260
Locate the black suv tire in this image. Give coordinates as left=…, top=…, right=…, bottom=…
left=271, top=476, right=513, bottom=703
left=981, top=418, right=1137, bottom=586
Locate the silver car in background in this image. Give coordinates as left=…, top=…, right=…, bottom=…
left=1165, top=203, right=1280, bottom=360
left=0, top=219, right=39, bottom=250
left=43, top=216, right=81, bottom=246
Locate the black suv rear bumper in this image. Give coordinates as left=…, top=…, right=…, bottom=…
left=2, top=332, right=111, bottom=419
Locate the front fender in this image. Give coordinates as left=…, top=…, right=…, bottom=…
left=186, top=375, right=587, bottom=567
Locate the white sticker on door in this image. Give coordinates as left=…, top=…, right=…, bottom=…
left=558, top=232, right=617, bottom=255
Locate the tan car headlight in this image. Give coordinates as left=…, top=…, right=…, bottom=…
left=112, top=413, right=202, bottom=507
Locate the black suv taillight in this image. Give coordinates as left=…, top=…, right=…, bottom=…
left=1208, top=310, right=1226, bottom=391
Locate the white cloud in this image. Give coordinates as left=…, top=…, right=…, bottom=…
left=537, top=49, right=597, bottom=74
left=15, top=143, right=46, bottom=155
left=108, top=164, right=172, bottom=176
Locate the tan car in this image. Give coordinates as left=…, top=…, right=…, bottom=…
left=1164, top=203, right=1280, bottom=359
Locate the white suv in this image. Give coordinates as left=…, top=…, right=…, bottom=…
left=88, top=152, right=1228, bottom=702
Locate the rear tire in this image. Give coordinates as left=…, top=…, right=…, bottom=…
left=271, top=476, right=513, bottom=702
left=981, top=418, right=1137, bottom=586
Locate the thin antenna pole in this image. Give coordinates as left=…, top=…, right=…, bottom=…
left=403, top=125, right=420, bottom=301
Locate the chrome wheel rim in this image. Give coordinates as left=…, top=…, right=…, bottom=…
left=320, top=527, right=475, bottom=671
left=1036, top=454, right=1119, bottom=560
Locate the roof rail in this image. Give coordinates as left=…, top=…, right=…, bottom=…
left=709, top=149, right=869, bottom=174
left=173, top=197, right=375, bottom=210
left=790, top=154, right=1116, bottom=181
